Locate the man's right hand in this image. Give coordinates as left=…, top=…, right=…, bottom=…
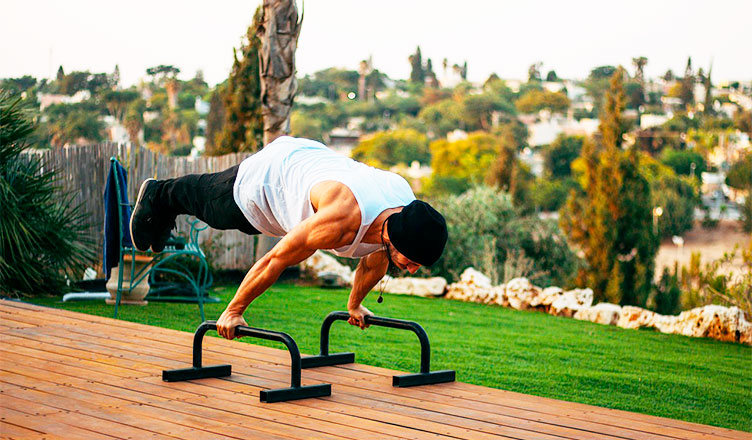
left=216, top=309, right=248, bottom=340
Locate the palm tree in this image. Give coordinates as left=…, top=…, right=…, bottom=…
left=0, top=93, right=95, bottom=296
left=258, top=0, right=303, bottom=145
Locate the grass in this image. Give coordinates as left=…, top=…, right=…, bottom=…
left=25, top=282, right=752, bottom=432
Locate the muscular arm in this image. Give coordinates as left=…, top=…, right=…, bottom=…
left=216, top=185, right=360, bottom=339
left=346, top=250, right=388, bottom=329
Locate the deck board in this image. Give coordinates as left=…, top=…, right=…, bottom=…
left=0, top=300, right=748, bottom=440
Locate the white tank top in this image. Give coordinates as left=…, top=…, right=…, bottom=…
left=233, top=136, right=416, bottom=258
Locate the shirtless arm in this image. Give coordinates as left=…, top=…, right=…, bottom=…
left=216, top=188, right=360, bottom=340
left=346, top=250, right=388, bottom=329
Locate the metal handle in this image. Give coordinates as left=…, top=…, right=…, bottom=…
left=318, top=311, right=432, bottom=373
left=193, top=320, right=303, bottom=388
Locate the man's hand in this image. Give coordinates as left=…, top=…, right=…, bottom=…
left=348, top=305, right=373, bottom=330
left=216, top=308, right=248, bottom=340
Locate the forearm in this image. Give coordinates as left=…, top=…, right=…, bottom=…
left=226, top=252, right=287, bottom=314
left=348, top=254, right=387, bottom=310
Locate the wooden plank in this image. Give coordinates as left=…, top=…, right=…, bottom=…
left=0, top=420, right=45, bottom=439
left=0, top=406, right=121, bottom=440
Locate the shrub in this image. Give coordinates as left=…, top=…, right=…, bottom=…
left=426, top=186, right=580, bottom=287
left=0, top=94, right=95, bottom=296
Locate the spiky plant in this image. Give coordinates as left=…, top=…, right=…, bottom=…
left=0, top=93, right=95, bottom=296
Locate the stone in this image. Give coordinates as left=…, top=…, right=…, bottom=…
left=616, top=306, right=657, bottom=329
left=663, top=305, right=752, bottom=344
left=459, top=267, right=492, bottom=288
left=300, top=251, right=353, bottom=286
left=549, top=288, right=594, bottom=317
left=375, top=276, right=447, bottom=297
left=505, top=277, right=541, bottom=310
left=574, top=303, right=622, bottom=326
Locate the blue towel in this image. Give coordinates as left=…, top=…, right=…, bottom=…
left=103, top=161, right=133, bottom=278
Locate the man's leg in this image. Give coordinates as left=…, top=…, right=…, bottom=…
left=131, top=165, right=259, bottom=252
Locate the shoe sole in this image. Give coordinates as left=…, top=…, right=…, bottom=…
left=130, top=178, right=156, bottom=252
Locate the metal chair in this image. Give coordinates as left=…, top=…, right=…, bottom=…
left=109, top=157, right=214, bottom=321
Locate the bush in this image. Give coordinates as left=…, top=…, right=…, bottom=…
left=425, top=186, right=580, bottom=287
left=652, top=174, right=699, bottom=238
left=0, top=94, right=96, bottom=296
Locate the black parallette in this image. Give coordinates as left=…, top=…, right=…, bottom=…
left=302, top=311, right=456, bottom=387
left=162, top=321, right=331, bottom=402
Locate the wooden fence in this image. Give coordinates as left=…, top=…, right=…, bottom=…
left=31, top=142, right=271, bottom=274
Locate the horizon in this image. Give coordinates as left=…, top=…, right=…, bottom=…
left=2, top=0, right=751, bottom=89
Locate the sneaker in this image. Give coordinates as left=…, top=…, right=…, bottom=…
left=130, top=178, right=159, bottom=251
left=151, top=217, right=176, bottom=253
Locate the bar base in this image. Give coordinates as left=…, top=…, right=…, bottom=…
left=301, top=352, right=355, bottom=369
left=162, top=364, right=232, bottom=382
left=260, top=383, right=332, bottom=403
left=393, top=370, right=456, bottom=387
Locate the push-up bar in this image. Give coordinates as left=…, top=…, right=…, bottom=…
left=301, top=311, right=455, bottom=387
left=162, top=321, right=331, bottom=403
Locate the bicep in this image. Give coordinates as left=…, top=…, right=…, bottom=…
left=267, top=211, right=356, bottom=267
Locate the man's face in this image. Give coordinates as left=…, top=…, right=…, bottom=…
left=387, top=244, right=422, bottom=275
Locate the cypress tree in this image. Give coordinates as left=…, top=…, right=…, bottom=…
left=561, top=67, right=658, bottom=305
left=409, top=46, right=425, bottom=85
left=214, top=6, right=264, bottom=155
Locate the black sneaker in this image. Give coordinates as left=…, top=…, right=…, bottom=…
left=151, top=217, right=176, bottom=253
left=130, top=178, right=159, bottom=251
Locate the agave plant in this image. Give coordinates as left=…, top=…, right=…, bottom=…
left=0, top=93, right=95, bottom=296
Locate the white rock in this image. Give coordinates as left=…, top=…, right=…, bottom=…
left=574, top=303, right=622, bottom=325
left=549, top=288, right=594, bottom=317
left=617, top=306, right=657, bottom=329
left=301, top=251, right=353, bottom=286
left=459, top=267, right=492, bottom=288
left=375, top=276, right=447, bottom=297
left=505, top=277, right=541, bottom=310
left=668, top=305, right=752, bottom=344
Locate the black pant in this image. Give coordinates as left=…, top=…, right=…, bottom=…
left=156, top=165, right=260, bottom=235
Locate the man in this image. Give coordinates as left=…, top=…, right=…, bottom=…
left=130, top=136, right=447, bottom=340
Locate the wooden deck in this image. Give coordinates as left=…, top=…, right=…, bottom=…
left=0, top=300, right=748, bottom=440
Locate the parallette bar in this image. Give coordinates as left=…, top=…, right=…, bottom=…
left=302, top=311, right=456, bottom=387
left=162, top=321, right=331, bottom=402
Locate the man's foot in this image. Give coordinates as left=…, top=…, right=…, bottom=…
left=130, top=178, right=159, bottom=251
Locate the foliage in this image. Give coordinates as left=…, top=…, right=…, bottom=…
left=734, top=109, right=752, bottom=136
left=40, top=103, right=106, bottom=147
left=560, top=68, right=658, bottom=306
left=543, top=135, right=583, bottom=178
left=351, top=129, right=430, bottom=167
left=428, top=132, right=500, bottom=190
left=211, top=6, right=264, bottom=155
left=531, top=177, right=578, bottom=212
left=290, top=110, right=326, bottom=143
left=651, top=174, right=699, bottom=238
left=673, top=245, right=752, bottom=320
left=515, top=89, right=570, bottom=114
left=725, top=152, right=751, bottom=190
left=660, top=147, right=706, bottom=178
left=408, top=46, right=425, bottom=85
left=461, top=92, right=515, bottom=131
left=0, top=94, right=95, bottom=296
left=582, top=65, right=617, bottom=115
left=298, top=68, right=359, bottom=101
left=418, top=99, right=464, bottom=137
left=428, top=186, right=580, bottom=286
left=652, top=266, right=682, bottom=315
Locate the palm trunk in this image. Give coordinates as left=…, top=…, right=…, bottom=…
left=258, top=0, right=302, bottom=146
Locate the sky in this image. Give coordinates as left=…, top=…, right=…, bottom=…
left=2, top=0, right=751, bottom=89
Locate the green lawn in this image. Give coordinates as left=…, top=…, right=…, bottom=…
left=26, top=282, right=752, bottom=432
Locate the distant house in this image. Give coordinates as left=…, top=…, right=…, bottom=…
left=37, top=90, right=91, bottom=111
left=327, top=127, right=361, bottom=156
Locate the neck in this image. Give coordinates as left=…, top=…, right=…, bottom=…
left=362, top=207, right=402, bottom=244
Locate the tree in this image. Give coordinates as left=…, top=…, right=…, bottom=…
left=204, top=88, right=225, bottom=153
left=560, top=67, right=658, bottom=306
left=725, top=152, right=751, bottom=190
left=527, top=62, right=542, bottom=82
left=214, top=7, right=265, bottom=155
left=515, top=89, right=570, bottom=115
left=678, top=57, right=695, bottom=108
left=258, top=0, right=302, bottom=145
left=631, top=57, right=647, bottom=83
left=429, top=132, right=500, bottom=188
left=583, top=65, right=617, bottom=116
left=124, top=100, right=144, bottom=145
left=544, top=135, right=584, bottom=178
left=103, top=89, right=139, bottom=123
left=461, top=92, right=515, bottom=131
left=425, top=58, right=438, bottom=88
left=56, top=66, right=65, bottom=82
left=351, top=129, right=430, bottom=167
left=660, top=148, right=706, bottom=178
left=0, top=94, right=95, bottom=296
left=545, top=70, right=558, bottom=82
left=409, top=46, right=425, bottom=85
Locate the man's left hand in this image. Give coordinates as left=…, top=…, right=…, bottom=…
left=347, top=305, right=373, bottom=330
